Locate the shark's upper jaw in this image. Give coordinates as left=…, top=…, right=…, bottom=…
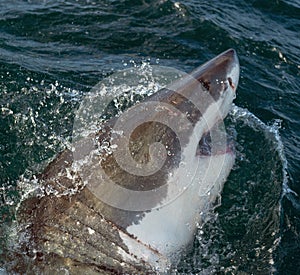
left=184, top=49, right=239, bottom=158
left=194, top=49, right=240, bottom=157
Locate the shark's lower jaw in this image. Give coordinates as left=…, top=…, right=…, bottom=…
left=197, top=125, right=235, bottom=156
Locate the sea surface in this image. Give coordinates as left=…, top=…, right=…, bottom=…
left=0, top=0, right=299, bottom=274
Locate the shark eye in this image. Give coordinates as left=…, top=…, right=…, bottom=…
left=200, top=80, right=210, bottom=91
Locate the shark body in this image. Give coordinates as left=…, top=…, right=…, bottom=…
left=6, top=49, right=239, bottom=274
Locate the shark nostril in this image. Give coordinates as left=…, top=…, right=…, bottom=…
left=228, top=77, right=235, bottom=90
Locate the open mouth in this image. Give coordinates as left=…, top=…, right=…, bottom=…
left=197, top=131, right=212, bottom=156
left=196, top=126, right=234, bottom=157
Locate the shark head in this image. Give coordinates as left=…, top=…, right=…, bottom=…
left=79, top=49, right=240, bottom=269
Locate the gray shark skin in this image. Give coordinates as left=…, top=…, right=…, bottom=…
left=5, top=49, right=239, bottom=274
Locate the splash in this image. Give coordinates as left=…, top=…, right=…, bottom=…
left=0, top=79, right=82, bottom=265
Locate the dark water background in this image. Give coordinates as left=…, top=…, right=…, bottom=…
left=0, top=0, right=299, bottom=274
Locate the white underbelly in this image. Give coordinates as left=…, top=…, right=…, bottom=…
left=123, top=152, right=235, bottom=264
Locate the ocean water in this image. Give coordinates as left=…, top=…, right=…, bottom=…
left=0, top=0, right=299, bottom=274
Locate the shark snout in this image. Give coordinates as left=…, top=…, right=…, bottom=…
left=191, top=48, right=240, bottom=101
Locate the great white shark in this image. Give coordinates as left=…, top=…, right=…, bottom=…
left=5, top=49, right=239, bottom=274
